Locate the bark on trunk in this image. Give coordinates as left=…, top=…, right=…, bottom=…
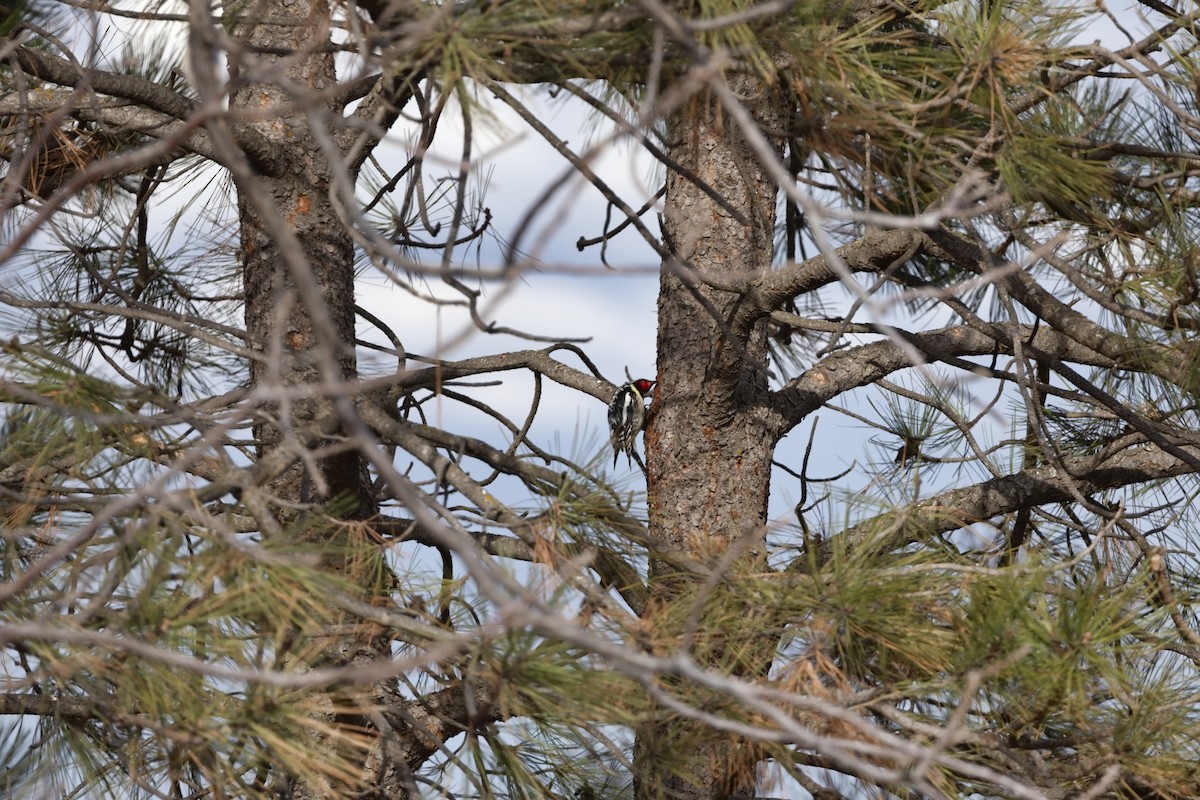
left=229, top=3, right=393, bottom=796
left=232, top=0, right=369, bottom=516
left=635, top=78, right=785, bottom=799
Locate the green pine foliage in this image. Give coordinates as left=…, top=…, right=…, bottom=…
left=4, top=0, right=1200, bottom=797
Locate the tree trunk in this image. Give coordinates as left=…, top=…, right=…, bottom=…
left=635, top=78, right=785, bottom=799
left=231, top=0, right=369, bottom=516
left=229, top=2, right=394, bottom=796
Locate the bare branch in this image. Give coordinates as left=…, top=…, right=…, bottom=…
left=769, top=322, right=1115, bottom=438
left=829, top=434, right=1195, bottom=556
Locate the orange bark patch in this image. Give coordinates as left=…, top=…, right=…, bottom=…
left=295, top=193, right=311, bottom=215
left=286, top=331, right=306, bottom=350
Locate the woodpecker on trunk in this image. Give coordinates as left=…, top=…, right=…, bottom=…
left=608, top=379, right=654, bottom=470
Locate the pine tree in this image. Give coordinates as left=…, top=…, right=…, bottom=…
left=3, top=0, right=1200, bottom=798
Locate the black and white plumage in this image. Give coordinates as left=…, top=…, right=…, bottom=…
left=608, top=379, right=654, bottom=470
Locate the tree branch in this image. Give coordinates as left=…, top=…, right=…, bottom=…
left=0, top=691, right=98, bottom=718
left=387, top=679, right=503, bottom=773
left=8, top=45, right=283, bottom=175
left=825, top=433, right=1198, bottom=558
left=733, top=229, right=923, bottom=338
left=10, top=44, right=196, bottom=120
left=359, top=402, right=652, bottom=613
left=373, top=515, right=536, bottom=561
left=768, top=322, right=1115, bottom=439
left=397, top=345, right=610, bottom=400
left=922, top=228, right=1194, bottom=392
left=0, top=91, right=230, bottom=166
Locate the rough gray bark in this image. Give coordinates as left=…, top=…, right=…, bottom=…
left=648, top=80, right=786, bottom=568
left=635, top=77, right=786, bottom=800
left=231, top=0, right=368, bottom=517
left=227, top=2, right=396, bottom=796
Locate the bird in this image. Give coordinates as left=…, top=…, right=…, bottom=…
left=608, top=378, right=654, bottom=470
